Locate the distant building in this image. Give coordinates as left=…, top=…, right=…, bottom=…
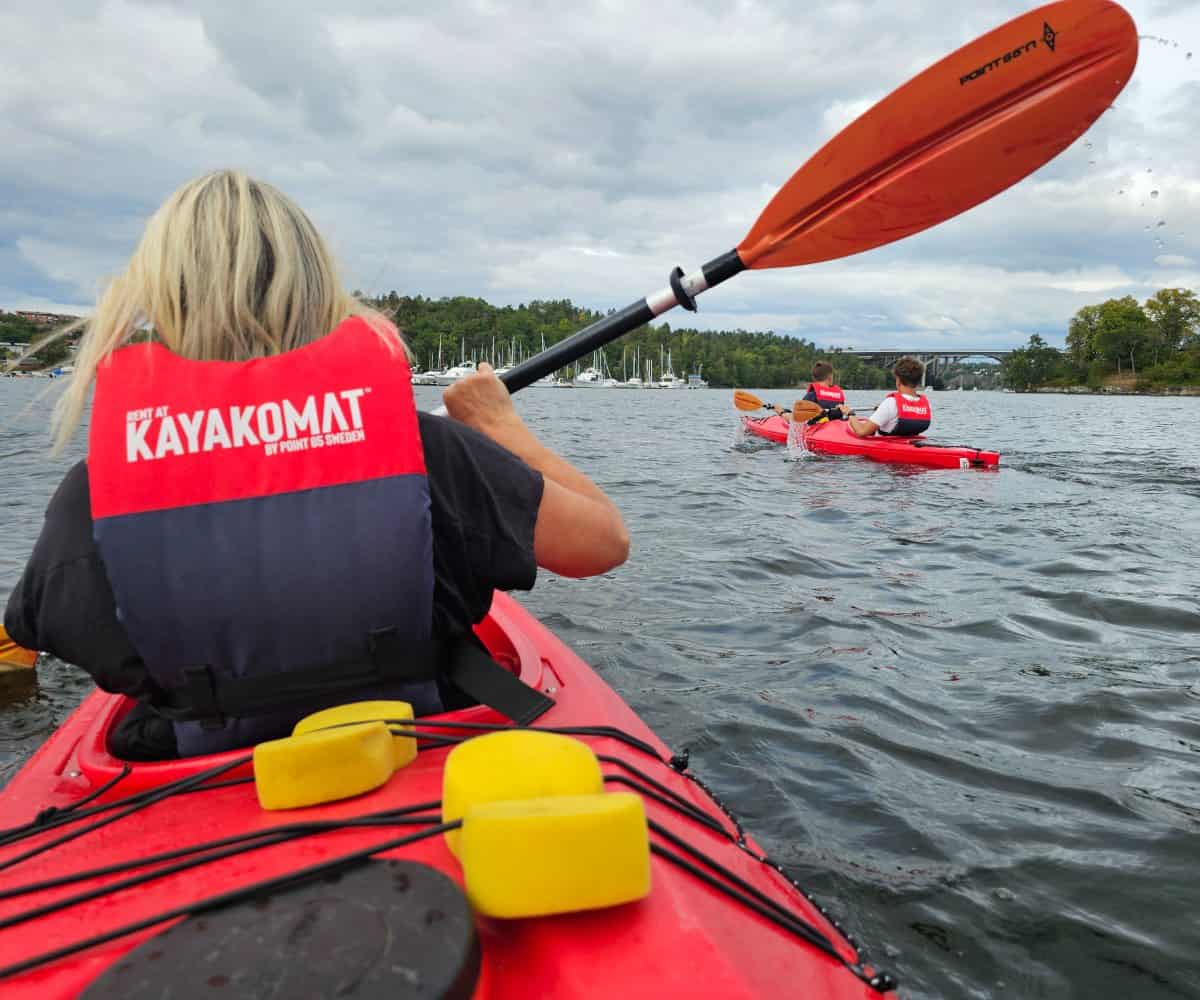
left=12, top=310, right=79, bottom=326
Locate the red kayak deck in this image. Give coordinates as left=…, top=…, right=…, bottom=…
left=741, top=414, right=999, bottom=469
left=0, top=593, right=893, bottom=998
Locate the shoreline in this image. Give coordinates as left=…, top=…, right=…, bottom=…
left=1027, top=385, right=1200, bottom=397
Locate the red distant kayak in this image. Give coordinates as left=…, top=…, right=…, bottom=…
left=741, top=414, right=1000, bottom=469
left=0, top=592, right=894, bottom=998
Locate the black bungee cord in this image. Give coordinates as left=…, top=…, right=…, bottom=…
left=0, top=715, right=896, bottom=992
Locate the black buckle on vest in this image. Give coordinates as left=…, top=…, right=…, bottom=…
left=183, top=666, right=225, bottom=731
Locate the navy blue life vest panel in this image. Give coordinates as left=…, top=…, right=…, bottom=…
left=879, top=391, right=932, bottom=436
left=88, top=319, right=438, bottom=756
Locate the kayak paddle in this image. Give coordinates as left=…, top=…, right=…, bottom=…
left=733, top=390, right=787, bottom=414
left=734, top=392, right=825, bottom=423
left=790, top=401, right=832, bottom=422
left=0, top=626, right=37, bottom=671
left=432, top=0, right=1136, bottom=413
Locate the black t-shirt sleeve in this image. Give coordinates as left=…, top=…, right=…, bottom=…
left=418, top=412, right=544, bottom=635
left=3, top=461, right=160, bottom=699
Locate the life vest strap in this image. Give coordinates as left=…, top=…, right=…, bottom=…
left=159, top=636, right=554, bottom=729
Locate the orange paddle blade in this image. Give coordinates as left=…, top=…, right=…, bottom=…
left=791, top=401, right=824, bottom=422
left=0, top=626, right=37, bottom=670
left=733, top=390, right=768, bottom=411
left=738, top=0, right=1137, bottom=268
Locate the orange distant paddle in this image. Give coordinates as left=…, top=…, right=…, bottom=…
left=481, top=0, right=1137, bottom=399
left=0, top=626, right=37, bottom=671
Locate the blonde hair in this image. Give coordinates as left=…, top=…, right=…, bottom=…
left=52, top=170, right=402, bottom=450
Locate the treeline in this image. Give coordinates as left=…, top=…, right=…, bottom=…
left=1001, top=288, right=1200, bottom=390
left=0, top=312, right=44, bottom=344
left=373, top=292, right=892, bottom=389
left=0, top=312, right=75, bottom=366
left=3, top=296, right=901, bottom=388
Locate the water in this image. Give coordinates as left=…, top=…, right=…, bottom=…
left=3, top=380, right=1199, bottom=999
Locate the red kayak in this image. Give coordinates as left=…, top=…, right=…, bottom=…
left=741, top=414, right=1000, bottom=469
left=741, top=413, right=792, bottom=444
left=0, top=592, right=895, bottom=998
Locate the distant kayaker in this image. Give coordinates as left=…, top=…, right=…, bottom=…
left=801, top=361, right=849, bottom=418
left=846, top=357, right=931, bottom=438
left=3, top=169, right=629, bottom=760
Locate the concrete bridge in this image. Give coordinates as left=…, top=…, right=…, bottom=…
left=834, top=348, right=1015, bottom=366
left=831, top=348, right=1024, bottom=384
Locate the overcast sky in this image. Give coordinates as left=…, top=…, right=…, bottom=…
left=3, top=0, right=1199, bottom=352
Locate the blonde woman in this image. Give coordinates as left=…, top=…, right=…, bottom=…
left=5, top=171, right=628, bottom=759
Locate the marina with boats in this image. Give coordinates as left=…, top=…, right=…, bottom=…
left=412, top=336, right=709, bottom=389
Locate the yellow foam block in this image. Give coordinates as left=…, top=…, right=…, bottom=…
left=293, top=701, right=417, bottom=769
left=442, top=731, right=603, bottom=855
left=461, top=793, right=650, bottom=918
left=254, top=721, right=394, bottom=811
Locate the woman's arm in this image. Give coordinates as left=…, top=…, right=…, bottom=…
left=5, top=463, right=161, bottom=698
left=442, top=365, right=630, bottom=577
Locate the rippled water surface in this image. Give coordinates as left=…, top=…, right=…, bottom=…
left=3, top=380, right=1199, bottom=999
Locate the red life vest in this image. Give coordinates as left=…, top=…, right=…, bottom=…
left=808, top=382, right=846, bottom=409
left=88, top=318, right=440, bottom=755
left=880, top=391, right=931, bottom=436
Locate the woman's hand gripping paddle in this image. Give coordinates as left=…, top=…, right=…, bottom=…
left=432, top=0, right=1136, bottom=411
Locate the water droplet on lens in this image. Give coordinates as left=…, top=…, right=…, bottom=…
left=1187, top=52, right=1193, bottom=60
left=1118, top=189, right=1124, bottom=195
left=1157, top=220, right=1166, bottom=227
left=1144, top=225, right=1151, bottom=231
left=1085, top=141, right=1093, bottom=149
left=1151, top=190, right=1159, bottom=198
left=1089, top=160, right=1096, bottom=166
left=1147, top=168, right=1153, bottom=173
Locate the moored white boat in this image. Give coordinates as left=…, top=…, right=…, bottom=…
left=435, top=361, right=478, bottom=386
left=573, top=367, right=618, bottom=388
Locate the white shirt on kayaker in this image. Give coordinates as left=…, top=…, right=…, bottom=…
left=866, top=393, right=922, bottom=434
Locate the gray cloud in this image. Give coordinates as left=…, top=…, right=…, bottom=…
left=3, top=0, right=1199, bottom=349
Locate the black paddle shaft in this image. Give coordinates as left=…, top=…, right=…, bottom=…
left=496, top=250, right=745, bottom=394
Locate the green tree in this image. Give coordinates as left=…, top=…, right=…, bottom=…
left=1066, top=304, right=1102, bottom=371
left=1001, top=348, right=1035, bottom=390
left=1143, top=288, right=1200, bottom=366
left=0, top=312, right=42, bottom=344
left=1000, top=334, right=1062, bottom=390
left=27, top=335, right=72, bottom=367
left=1093, top=296, right=1150, bottom=375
